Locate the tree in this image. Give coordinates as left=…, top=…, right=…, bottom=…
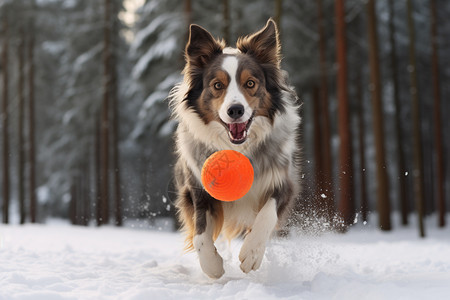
left=274, top=0, right=283, bottom=31
left=185, top=0, right=192, bottom=28
left=96, top=117, right=102, bottom=225
left=312, top=86, right=324, bottom=214
left=69, top=181, right=77, bottom=225
left=356, top=66, right=368, bottom=223
left=27, top=5, right=37, bottom=223
left=388, top=0, right=408, bottom=226
left=315, top=0, right=334, bottom=222
left=335, top=0, right=354, bottom=228
left=347, top=6, right=369, bottom=224
left=430, top=0, right=445, bottom=228
left=37, top=0, right=103, bottom=219
left=407, top=0, right=425, bottom=238
left=127, top=0, right=184, bottom=219
left=18, top=28, right=26, bottom=224
left=367, top=0, right=391, bottom=231
left=222, top=0, right=230, bottom=44
left=110, top=0, right=123, bottom=226
left=99, top=0, right=112, bottom=225
left=1, top=9, right=10, bottom=224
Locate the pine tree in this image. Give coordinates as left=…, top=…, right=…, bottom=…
left=335, top=0, right=354, bottom=228
left=274, top=0, right=283, bottom=30
left=128, top=0, right=184, bottom=219
left=223, top=0, right=231, bottom=44
left=315, top=0, right=334, bottom=222
left=185, top=0, right=192, bottom=28
left=110, top=0, right=123, bottom=226
left=430, top=0, right=445, bottom=228
left=356, top=65, right=368, bottom=223
left=407, top=0, right=425, bottom=238
left=312, top=86, right=324, bottom=214
left=1, top=9, right=10, bottom=224
left=18, top=27, right=26, bottom=224
left=367, top=0, right=391, bottom=231
left=99, top=0, right=112, bottom=225
left=388, top=0, right=408, bottom=226
left=27, top=4, right=37, bottom=223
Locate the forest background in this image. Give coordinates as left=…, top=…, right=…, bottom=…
left=0, top=0, right=449, bottom=237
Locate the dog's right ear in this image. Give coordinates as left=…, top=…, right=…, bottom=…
left=185, top=25, right=225, bottom=68
left=237, top=19, right=280, bottom=67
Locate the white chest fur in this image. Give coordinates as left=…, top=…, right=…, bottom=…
left=221, top=168, right=283, bottom=230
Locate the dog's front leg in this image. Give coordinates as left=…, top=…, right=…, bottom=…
left=239, top=198, right=278, bottom=273
left=193, top=207, right=225, bottom=279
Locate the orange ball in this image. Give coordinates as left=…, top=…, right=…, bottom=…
left=201, top=150, right=254, bottom=202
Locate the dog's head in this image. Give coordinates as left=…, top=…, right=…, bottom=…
left=180, top=19, right=287, bottom=146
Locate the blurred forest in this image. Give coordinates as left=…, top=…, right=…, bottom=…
left=0, top=0, right=449, bottom=236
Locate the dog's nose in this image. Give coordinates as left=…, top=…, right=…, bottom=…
left=227, top=104, right=245, bottom=120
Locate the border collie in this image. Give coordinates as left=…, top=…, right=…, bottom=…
left=169, top=19, right=301, bottom=278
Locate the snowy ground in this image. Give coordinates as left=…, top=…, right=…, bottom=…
left=1, top=218, right=450, bottom=300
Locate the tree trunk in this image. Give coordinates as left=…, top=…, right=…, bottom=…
left=407, top=0, right=425, bottom=238
left=223, top=0, right=230, bottom=44
left=430, top=0, right=445, bottom=228
left=274, top=0, right=283, bottom=31
left=388, top=0, right=408, bottom=226
left=28, top=13, right=37, bottom=223
left=70, top=181, right=77, bottom=225
left=111, top=98, right=122, bottom=226
left=312, top=86, right=325, bottom=214
left=95, top=117, right=102, bottom=226
left=18, top=29, right=26, bottom=224
left=111, top=0, right=122, bottom=226
left=316, top=0, right=334, bottom=222
left=335, top=0, right=354, bottom=228
left=84, top=162, right=91, bottom=226
left=28, top=37, right=37, bottom=224
left=367, top=0, right=391, bottom=231
left=184, top=0, right=192, bottom=46
left=353, top=10, right=369, bottom=224
left=356, top=67, right=368, bottom=223
left=1, top=14, right=10, bottom=224
left=185, top=0, right=192, bottom=24
left=100, top=0, right=112, bottom=225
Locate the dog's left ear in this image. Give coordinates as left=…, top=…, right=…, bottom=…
left=237, top=19, right=280, bottom=67
left=185, top=24, right=225, bottom=69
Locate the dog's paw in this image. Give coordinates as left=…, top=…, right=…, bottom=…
left=198, top=247, right=225, bottom=279
left=194, top=234, right=225, bottom=279
left=239, top=237, right=266, bottom=273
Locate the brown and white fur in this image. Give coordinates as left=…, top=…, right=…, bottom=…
left=169, top=19, right=301, bottom=279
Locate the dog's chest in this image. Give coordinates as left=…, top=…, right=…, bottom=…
left=222, top=192, right=259, bottom=228
left=221, top=169, right=283, bottom=228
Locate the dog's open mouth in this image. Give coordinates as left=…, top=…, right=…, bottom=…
left=226, top=117, right=253, bottom=144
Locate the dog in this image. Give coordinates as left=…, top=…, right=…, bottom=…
left=169, top=19, right=301, bottom=278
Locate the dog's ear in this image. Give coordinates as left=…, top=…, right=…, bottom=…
left=185, top=25, right=225, bottom=68
left=237, top=19, right=280, bottom=67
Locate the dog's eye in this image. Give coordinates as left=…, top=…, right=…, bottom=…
left=246, top=80, right=255, bottom=88
left=214, top=82, right=223, bottom=90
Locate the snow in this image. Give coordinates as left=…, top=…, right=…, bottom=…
left=130, top=14, right=174, bottom=55
left=42, top=41, right=66, bottom=56
left=131, top=36, right=178, bottom=79
left=1, top=219, right=450, bottom=300
left=73, top=44, right=103, bottom=72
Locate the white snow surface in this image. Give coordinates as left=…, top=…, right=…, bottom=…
left=1, top=219, right=450, bottom=300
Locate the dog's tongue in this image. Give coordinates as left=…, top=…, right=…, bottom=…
left=228, top=122, right=247, bottom=140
